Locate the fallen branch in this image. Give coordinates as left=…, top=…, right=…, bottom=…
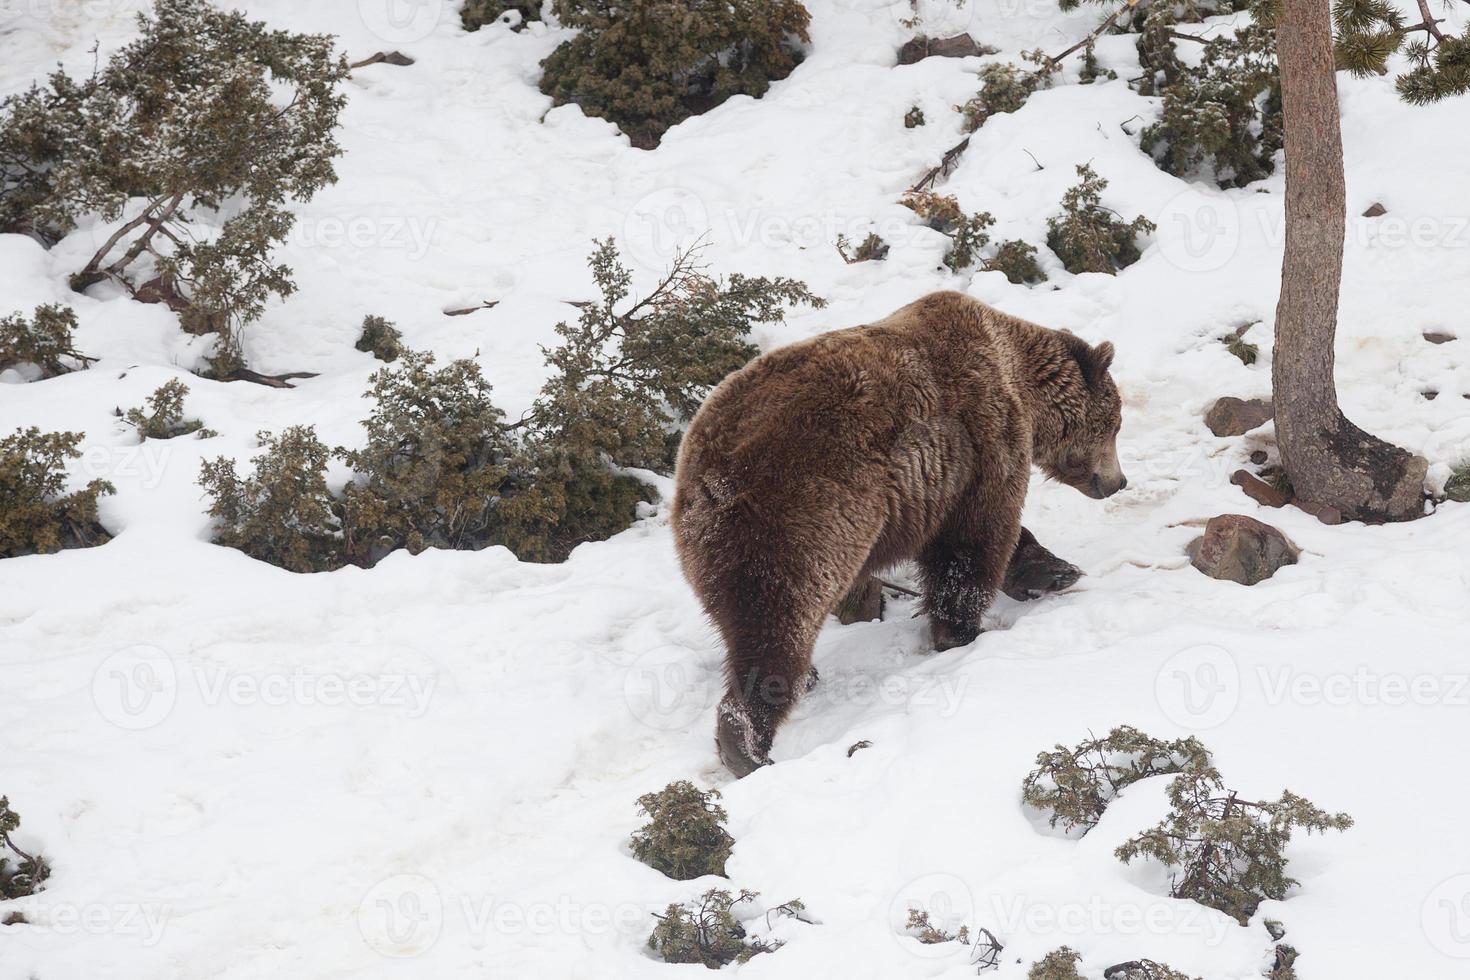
left=1042, top=0, right=1144, bottom=73
left=214, top=369, right=320, bottom=389
left=875, top=577, right=921, bottom=598
left=908, top=137, right=972, bottom=193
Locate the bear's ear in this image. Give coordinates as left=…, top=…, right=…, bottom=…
left=1077, top=341, right=1115, bottom=389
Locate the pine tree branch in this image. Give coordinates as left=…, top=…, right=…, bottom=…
left=1044, top=0, right=1145, bottom=72
left=1413, top=0, right=1447, bottom=41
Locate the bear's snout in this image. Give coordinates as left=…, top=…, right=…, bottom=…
left=1089, top=471, right=1128, bottom=498
left=1088, top=443, right=1127, bottom=498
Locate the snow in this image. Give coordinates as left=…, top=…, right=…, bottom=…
left=2, top=0, right=1469, bottom=977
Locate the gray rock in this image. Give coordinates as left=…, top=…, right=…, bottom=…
left=897, top=34, right=990, bottom=65
left=1205, top=396, right=1274, bottom=437
left=1188, top=514, right=1300, bottom=585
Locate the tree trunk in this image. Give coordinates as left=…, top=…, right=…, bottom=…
left=1271, top=0, right=1426, bottom=522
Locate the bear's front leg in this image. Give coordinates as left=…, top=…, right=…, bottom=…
left=919, top=513, right=1022, bottom=652
left=1002, top=527, right=1083, bottom=601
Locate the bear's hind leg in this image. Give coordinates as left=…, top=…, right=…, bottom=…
left=716, top=608, right=825, bottom=777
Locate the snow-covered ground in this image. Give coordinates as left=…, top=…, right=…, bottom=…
left=3, top=1, right=1469, bottom=977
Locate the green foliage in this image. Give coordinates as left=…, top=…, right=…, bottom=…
left=1078, top=39, right=1117, bottom=84
left=958, top=58, right=1050, bottom=131
left=903, top=908, right=1005, bottom=967
left=900, top=190, right=996, bottom=271
left=905, top=907, right=969, bottom=945
left=1046, top=165, right=1155, bottom=275
left=0, top=427, right=114, bottom=559
left=1266, top=942, right=1299, bottom=979
left=529, top=239, right=819, bottom=471
left=836, top=232, right=890, bottom=263
left=0, top=0, right=349, bottom=372
left=1138, top=18, right=1282, bottom=188
left=1333, top=0, right=1470, bottom=103
left=123, top=379, right=208, bottom=440
left=1397, top=34, right=1470, bottom=105
left=338, top=352, right=515, bottom=565
left=986, top=239, right=1048, bottom=285
left=200, top=242, right=819, bottom=569
left=648, top=888, right=797, bottom=968
left=1135, top=5, right=1187, bottom=97
left=904, top=105, right=926, bottom=128
left=460, top=0, right=541, bottom=31
left=1115, top=763, right=1353, bottom=924
left=538, top=0, right=811, bottom=149
left=355, top=314, right=403, bottom=362
left=0, top=304, right=88, bottom=379
left=0, top=797, right=49, bottom=900
left=1224, top=333, right=1260, bottom=366
left=483, top=451, right=650, bottom=564
left=1029, top=946, right=1084, bottom=980
left=630, top=781, right=734, bottom=880
left=199, top=426, right=343, bottom=573
left=1022, top=726, right=1213, bottom=834
left=1332, top=0, right=1404, bottom=75
left=1079, top=52, right=1111, bottom=86
left=1443, top=464, right=1470, bottom=503
left=1104, top=960, right=1202, bottom=980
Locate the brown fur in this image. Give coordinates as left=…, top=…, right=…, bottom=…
left=672, top=291, right=1125, bottom=775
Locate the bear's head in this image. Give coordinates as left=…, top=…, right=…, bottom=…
left=1036, top=336, right=1126, bottom=499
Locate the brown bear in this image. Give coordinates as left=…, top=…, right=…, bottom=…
left=672, top=291, right=1126, bottom=776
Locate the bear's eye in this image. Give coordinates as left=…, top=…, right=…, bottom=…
left=1059, top=456, right=1090, bottom=479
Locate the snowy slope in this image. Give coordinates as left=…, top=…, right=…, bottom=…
left=2, top=1, right=1469, bottom=978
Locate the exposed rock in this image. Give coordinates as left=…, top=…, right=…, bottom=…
left=1293, top=499, right=1343, bottom=525
left=444, top=300, right=500, bottom=316
left=350, top=50, right=415, bottom=69
left=1422, top=389, right=1439, bottom=400
left=1423, top=330, right=1456, bottom=344
left=1206, top=396, right=1274, bottom=436
left=1362, top=201, right=1387, bottom=217
left=835, top=575, right=883, bottom=624
left=897, top=34, right=992, bottom=65
left=1232, top=469, right=1291, bottom=508
left=1188, top=514, right=1300, bottom=585
left=1249, top=450, right=1269, bottom=465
